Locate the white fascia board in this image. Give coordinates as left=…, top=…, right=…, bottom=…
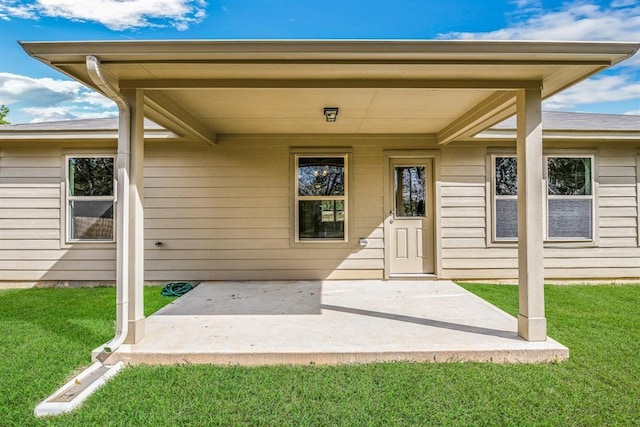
left=19, top=40, right=640, bottom=64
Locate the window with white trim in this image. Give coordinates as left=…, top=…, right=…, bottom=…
left=66, top=156, right=115, bottom=242
left=493, top=156, right=518, bottom=241
left=492, top=155, right=594, bottom=242
left=546, top=156, right=593, bottom=240
left=295, top=155, right=347, bottom=241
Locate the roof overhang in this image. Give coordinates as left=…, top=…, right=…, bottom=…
left=476, top=129, right=640, bottom=141
left=19, top=40, right=640, bottom=144
left=0, top=118, right=178, bottom=141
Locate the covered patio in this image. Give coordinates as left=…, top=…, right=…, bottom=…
left=106, top=280, right=568, bottom=365
left=20, top=40, right=639, bottom=357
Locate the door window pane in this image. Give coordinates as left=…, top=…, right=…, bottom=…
left=298, top=200, right=344, bottom=239
left=298, top=157, right=344, bottom=196
left=395, top=166, right=426, bottom=217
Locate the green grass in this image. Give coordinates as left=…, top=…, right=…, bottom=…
left=0, top=286, right=174, bottom=426
left=1, top=284, right=639, bottom=426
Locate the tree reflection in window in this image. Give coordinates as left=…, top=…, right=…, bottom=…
left=395, top=166, right=426, bottom=217
left=68, top=157, right=114, bottom=241
left=298, top=157, right=344, bottom=196
left=296, top=156, right=346, bottom=241
left=547, top=157, right=593, bottom=240
left=548, top=158, right=592, bottom=196
left=492, top=155, right=594, bottom=241
left=495, top=156, right=517, bottom=196
left=494, top=156, right=518, bottom=240
left=69, top=157, right=114, bottom=197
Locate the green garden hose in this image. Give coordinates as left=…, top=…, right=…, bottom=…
left=161, top=282, right=194, bottom=297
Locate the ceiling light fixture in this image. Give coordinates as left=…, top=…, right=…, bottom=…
left=323, top=107, right=339, bottom=122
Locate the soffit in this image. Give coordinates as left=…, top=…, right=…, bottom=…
left=20, top=40, right=640, bottom=140
left=48, top=61, right=606, bottom=137
left=162, top=88, right=490, bottom=134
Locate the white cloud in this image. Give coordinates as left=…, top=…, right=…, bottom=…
left=21, top=106, right=117, bottom=122
left=0, top=72, right=117, bottom=123
left=73, top=90, right=116, bottom=109
left=21, top=106, right=80, bottom=122
left=440, top=1, right=640, bottom=42
left=440, top=1, right=640, bottom=114
left=508, top=0, right=542, bottom=15
left=544, top=75, right=640, bottom=110
left=512, top=0, right=540, bottom=7
left=0, top=72, right=81, bottom=105
left=0, top=0, right=37, bottom=20
left=0, top=0, right=207, bottom=30
left=624, top=110, right=640, bottom=115
left=611, top=0, right=637, bottom=7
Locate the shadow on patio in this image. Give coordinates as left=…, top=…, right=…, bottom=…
left=107, top=280, right=568, bottom=365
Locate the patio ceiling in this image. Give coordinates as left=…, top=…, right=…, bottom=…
left=20, top=40, right=639, bottom=144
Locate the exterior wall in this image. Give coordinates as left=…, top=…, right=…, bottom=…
left=0, top=140, right=117, bottom=283
left=1, top=136, right=639, bottom=283
left=143, top=136, right=436, bottom=281
left=0, top=136, right=437, bottom=283
left=440, top=140, right=640, bottom=280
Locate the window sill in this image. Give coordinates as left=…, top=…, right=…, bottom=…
left=488, top=240, right=597, bottom=249
left=291, top=240, right=351, bottom=249
left=62, top=241, right=116, bottom=249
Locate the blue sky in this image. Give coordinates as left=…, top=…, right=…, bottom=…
left=0, top=0, right=638, bottom=124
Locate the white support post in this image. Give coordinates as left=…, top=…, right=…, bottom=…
left=122, top=89, right=145, bottom=344
left=114, top=105, right=131, bottom=348
left=516, top=88, right=547, bottom=342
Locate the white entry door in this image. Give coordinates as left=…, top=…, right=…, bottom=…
left=387, top=159, right=435, bottom=275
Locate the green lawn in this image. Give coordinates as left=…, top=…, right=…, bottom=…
left=1, top=284, right=639, bottom=426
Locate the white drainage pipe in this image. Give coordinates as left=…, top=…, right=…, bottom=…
left=34, top=362, right=125, bottom=417
left=86, top=54, right=131, bottom=361
left=35, top=55, right=132, bottom=417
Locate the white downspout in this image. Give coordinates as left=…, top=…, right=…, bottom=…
left=34, top=56, right=132, bottom=417
left=86, top=55, right=130, bottom=360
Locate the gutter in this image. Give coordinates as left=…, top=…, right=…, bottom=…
left=35, top=55, right=131, bottom=417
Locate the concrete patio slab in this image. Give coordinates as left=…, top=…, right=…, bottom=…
left=107, top=280, right=568, bottom=365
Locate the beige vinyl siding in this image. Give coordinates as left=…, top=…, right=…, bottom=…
left=143, top=137, right=400, bottom=281
left=0, top=141, right=116, bottom=283
left=541, top=146, right=640, bottom=278
left=440, top=142, right=640, bottom=280
left=440, top=145, right=487, bottom=256
left=3, top=136, right=640, bottom=284
left=439, top=143, right=506, bottom=275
